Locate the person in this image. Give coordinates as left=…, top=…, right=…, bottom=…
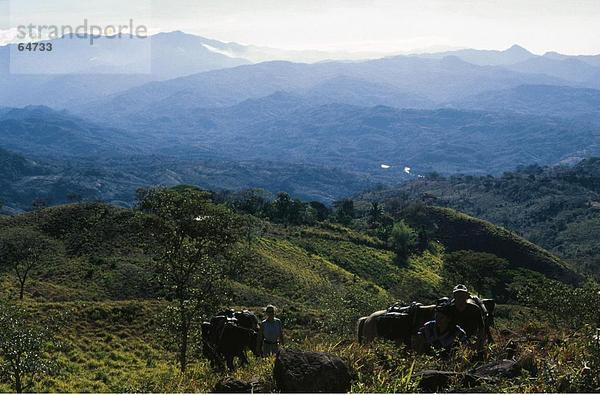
left=413, top=303, right=467, bottom=354
left=449, top=284, right=486, bottom=349
left=259, top=304, right=284, bottom=356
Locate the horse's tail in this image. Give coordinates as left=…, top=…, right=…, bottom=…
left=357, top=317, right=366, bottom=344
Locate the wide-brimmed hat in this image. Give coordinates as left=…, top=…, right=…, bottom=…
left=452, top=284, right=469, bottom=295
left=264, top=304, right=277, bottom=313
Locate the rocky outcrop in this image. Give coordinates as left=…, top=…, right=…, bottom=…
left=273, top=348, right=353, bottom=393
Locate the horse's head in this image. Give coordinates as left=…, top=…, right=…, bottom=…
left=201, top=322, right=212, bottom=340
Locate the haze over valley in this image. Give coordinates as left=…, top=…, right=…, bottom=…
left=2, top=32, right=600, bottom=210
left=3, top=2, right=600, bottom=392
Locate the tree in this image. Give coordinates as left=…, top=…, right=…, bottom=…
left=136, top=187, right=242, bottom=372
left=0, top=228, right=59, bottom=300
left=267, top=192, right=306, bottom=225
left=231, top=189, right=273, bottom=215
left=416, top=227, right=430, bottom=252
left=0, top=301, right=54, bottom=392
left=334, top=199, right=354, bottom=225
left=388, top=220, right=417, bottom=263
left=382, top=195, right=409, bottom=219
left=240, top=214, right=265, bottom=246
left=309, top=201, right=331, bottom=222
left=367, top=202, right=384, bottom=227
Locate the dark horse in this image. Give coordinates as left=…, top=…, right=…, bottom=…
left=357, top=299, right=496, bottom=345
left=201, top=309, right=260, bottom=370
left=357, top=302, right=436, bottom=345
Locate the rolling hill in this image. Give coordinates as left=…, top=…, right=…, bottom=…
left=75, top=53, right=566, bottom=121
left=95, top=95, right=600, bottom=176
left=0, top=197, right=582, bottom=305
left=401, top=205, right=581, bottom=285
left=358, top=158, right=600, bottom=276
left=454, top=84, right=600, bottom=119
left=0, top=190, right=596, bottom=392
left=0, top=106, right=140, bottom=157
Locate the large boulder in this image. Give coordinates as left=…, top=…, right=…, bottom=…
left=273, top=349, right=353, bottom=393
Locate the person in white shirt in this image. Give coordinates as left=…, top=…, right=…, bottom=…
left=259, top=304, right=284, bottom=356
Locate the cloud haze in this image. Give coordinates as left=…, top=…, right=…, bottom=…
left=3, top=0, right=600, bottom=55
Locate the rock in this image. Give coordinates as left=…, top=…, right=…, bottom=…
left=472, top=359, right=521, bottom=378
left=516, top=352, right=538, bottom=376
left=414, top=370, right=456, bottom=391
left=213, top=378, right=258, bottom=393
left=414, top=370, right=489, bottom=392
left=273, top=348, right=353, bottom=393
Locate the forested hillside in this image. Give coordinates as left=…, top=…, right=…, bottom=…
left=359, top=158, right=600, bottom=276
left=0, top=186, right=598, bottom=392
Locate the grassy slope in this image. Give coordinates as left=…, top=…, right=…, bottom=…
left=0, top=202, right=582, bottom=305
left=0, top=203, right=588, bottom=392
left=403, top=205, right=582, bottom=285
left=359, top=158, right=600, bottom=276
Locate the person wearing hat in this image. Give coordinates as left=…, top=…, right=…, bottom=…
left=413, top=302, right=467, bottom=354
left=259, top=304, right=284, bottom=356
left=449, top=284, right=486, bottom=348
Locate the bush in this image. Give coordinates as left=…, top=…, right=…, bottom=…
left=388, top=221, right=418, bottom=263
left=0, top=301, right=56, bottom=392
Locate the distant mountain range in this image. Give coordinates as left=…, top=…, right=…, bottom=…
left=3, top=32, right=600, bottom=110
left=2, top=32, right=600, bottom=208
left=74, top=53, right=567, bottom=120
left=0, top=32, right=250, bottom=108
left=8, top=97, right=599, bottom=174
left=417, top=44, right=537, bottom=66
left=0, top=106, right=140, bottom=157
left=455, top=84, right=600, bottom=119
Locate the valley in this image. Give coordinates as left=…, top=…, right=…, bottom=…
left=2, top=26, right=600, bottom=393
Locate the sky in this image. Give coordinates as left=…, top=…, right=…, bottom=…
left=2, top=0, right=600, bottom=55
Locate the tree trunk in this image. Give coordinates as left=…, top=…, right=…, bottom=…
left=14, top=372, right=22, bottom=393
left=19, top=279, right=25, bottom=300
left=179, top=307, right=189, bottom=372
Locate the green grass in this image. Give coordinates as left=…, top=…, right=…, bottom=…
left=403, top=205, right=582, bottom=285
left=9, top=299, right=594, bottom=393
left=1, top=203, right=598, bottom=392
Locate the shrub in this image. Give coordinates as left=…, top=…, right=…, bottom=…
left=389, top=221, right=418, bottom=263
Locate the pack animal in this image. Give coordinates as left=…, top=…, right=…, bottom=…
left=201, top=310, right=260, bottom=370
left=357, top=302, right=436, bottom=344
left=357, top=299, right=496, bottom=345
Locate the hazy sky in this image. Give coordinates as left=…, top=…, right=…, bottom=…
left=3, top=0, right=600, bottom=55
